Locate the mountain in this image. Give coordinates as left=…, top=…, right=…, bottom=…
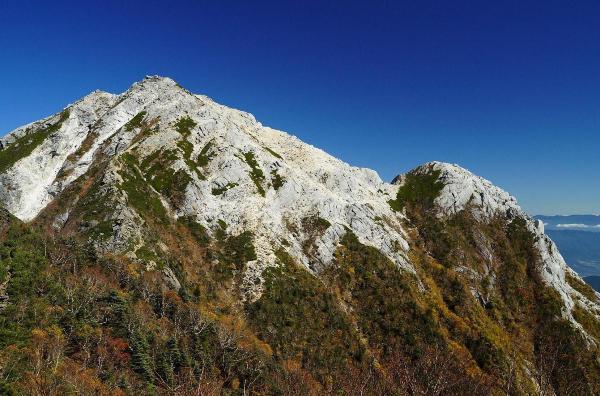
left=1, top=76, right=600, bottom=395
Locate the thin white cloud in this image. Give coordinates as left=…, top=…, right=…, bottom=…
left=555, top=223, right=600, bottom=228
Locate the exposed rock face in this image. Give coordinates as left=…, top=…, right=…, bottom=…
left=403, top=162, right=600, bottom=330
left=410, top=161, right=521, bottom=219
left=1, top=76, right=411, bottom=300
left=0, top=76, right=597, bottom=317
left=2, top=77, right=600, bottom=393
left=0, top=91, right=116, bottom=220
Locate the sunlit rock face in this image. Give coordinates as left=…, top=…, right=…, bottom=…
left=1, top=76, right=598, bottom=322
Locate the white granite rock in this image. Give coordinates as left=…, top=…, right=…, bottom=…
left=1, top=77, right=598, bottom=321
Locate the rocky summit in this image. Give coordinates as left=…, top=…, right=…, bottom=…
left=1, top=77, right=600, bottom=395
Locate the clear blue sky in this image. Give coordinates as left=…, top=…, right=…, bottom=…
left=1, top=1, right=599, bottom=215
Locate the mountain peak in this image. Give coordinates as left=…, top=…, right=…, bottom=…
left=2, top=78, right=600, bottom=393
left=131, top=75, right=182, bottom=92
left=394, top=160, right=521, bottom=219
left=0, top=79, right=409, bottom=287
left=0, top=77, right=595, bottom=311
left=143, top=74, right=176, bottom=83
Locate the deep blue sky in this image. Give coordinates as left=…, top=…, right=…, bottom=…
left=1, top=1, right=599, bottom=215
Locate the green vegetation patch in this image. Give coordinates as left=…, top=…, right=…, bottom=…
left=220, top=231, right=257, bottom=265
left=118, top=153, right=169, bottom=224
left=326, top=232, right=441, bottom=355
left=264, top=146, right=283, bottom=160
left=243, top=151, right=266, bottom=197
left=0, top=222, right=58, bottom=348
left=174, top=117, right=205, bottom=180
left=566, top=272, right=599, bottom=302
left=492, top=216, right=543, bottom=317
left=248, top=249, right=363, bottom=378
left=573, top=304, right=600, bottom=341
left=135, top=245, right=165, bottom=268
left=0, top=110, right=69, bottom=173
left=270, top=169, right=284, bottom=190
left=177, top=216, right=209, bottom=246
left=124, top=111, right=147, bottom=131
left=196, top=141, right=216, bottom=167
left=174, top=116, right=196, bottom=137
left=211, top=182, right=238, bottom=195
left=300, top=215, right=331, bottom=267
left=0, top=214, right=277, bottom=394
left=139, top=149, right=192, bottom=203
left=401, top=191, right=600, bottom=394
left=388, top=168, right=444, bottom=212
left=74, top=187, right=114, bottom=241
left=213, top=230, right=257, bottom=280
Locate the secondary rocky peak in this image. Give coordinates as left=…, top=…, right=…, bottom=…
left=395, top=161, right=521, bottom=219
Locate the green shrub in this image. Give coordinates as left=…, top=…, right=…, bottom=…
left=270, top=169, right=284, bottom=190
left=130, top=331, right=154, bottom=381
left=248, top=249, right=362, bottom=378
left=243, top=152, right=265, bottom=197
left=151, top=170, right=189, bottom=197
left=213, top=231, right=257, bottom=280
left=174, top=117, right=205, bottom=180
left=225, top=231, right=256, bottom=263
left=326, top=232, right=441, bottom=357
left=572, top=305, right=600, bottom=341
left=388, top=168, right=444, bottom=212
left=124, top=111, right=147, bottom=131
left=264, top=147, right=282, bottom=160
left=196, top=141, right=215, bottom=167
left=135, top=246, right=163, bottom=267
left=174, top=116, right=196, bottom=137
left=211, top=182, right=238, bottom=195
left=178, top=216, right=209, bottom=246
left=118, top=153, right=169, bottom=223
left=566, top=272, right=598, bottom=302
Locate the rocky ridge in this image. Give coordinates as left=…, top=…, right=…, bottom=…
left=0, top=75, right=598, bottom=325
left=3, top=77, right=600, bottom=394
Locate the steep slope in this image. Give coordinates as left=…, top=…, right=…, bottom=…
left=1, top=77, right=600, bottom=395
left=533, top=215, right=600, bottom=277
left=400, top=162, right=598, bottom=326
left=2, top=76, right=409, bottom=300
